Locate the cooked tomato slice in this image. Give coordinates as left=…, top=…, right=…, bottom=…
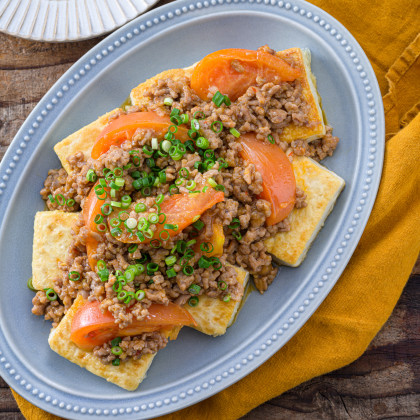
left=194, top=213, right=225, bottom=257
left=108, top=187, right=225, bottom=244
left=191, top=48, right=301, bottom=101
left=83, top=182, right=107, bottom=270
left=91, top=112, right=190, bottom=159
left=70, top=301, right=197, bottom=351
left=238, top=133, right=296, bottom=225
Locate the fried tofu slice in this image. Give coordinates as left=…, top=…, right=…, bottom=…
left=184, top=265, right=250, bottom=336
left=130, top=66, right=195, bottom=108
left=264, top=156, right=345, bottom=267
left=275, top=48, right=326, bottom=143
left=54, top=108, right=119, bottom=173
left=32, top=211, right=80, bottom=290
left=48, top=295, right=180, bottom=391
left=32, top=210, right=248, bottom=337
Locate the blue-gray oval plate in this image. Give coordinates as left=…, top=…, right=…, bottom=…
left=0, top=0, right=384, bottom=418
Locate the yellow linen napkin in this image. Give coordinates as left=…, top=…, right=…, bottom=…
left=11, top=1, right=420, bottom=418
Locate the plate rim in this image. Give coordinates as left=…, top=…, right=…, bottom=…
left=0, top=0, right=385, bottom=418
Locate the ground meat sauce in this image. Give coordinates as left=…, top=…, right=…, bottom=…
left=32, top=46, right=339, bottom=365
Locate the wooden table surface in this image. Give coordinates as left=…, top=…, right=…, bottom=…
left=1, top=8, right=419, bottom=418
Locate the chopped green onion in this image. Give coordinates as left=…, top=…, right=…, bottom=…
left=202, top=186, right=209, bottom=193
left=191, top=118, right=200, bottom=131
left=175, top=178, right=184, bottom=187
left=188, top=129, right=199, bottom=139
left=166, top=268, right=177, bottom=278
left=99, top=178, right=108, bottom=188
left=110, top=218, right=121, bottom=228
left=204, top=149, right=215, bottom=160
left=180, top=113, right=189, bottom=124
left=211, top=121, right=223, bottom=133
left=200, top=242, right=214, bottom=253
left=27, top=277, right=37, bottom=291
left=66, top=198, right=76, bottom=207
left=210, top=257, right=222, bottom=270
left=112, top=281, right=122, bottom=293
left=232, top=231, right=242, bottom=241
left=136, top=231, right=145, bottom=242
left=45, top=288, right=57, bottom=301
left=97, top=260, right=106, bottom=271
left=135, top=202, right=147, bottom=213
left=179, top=168, right=189, bottom=178
left=143, top=145, right=154, bottom=156
left=133, top=179, right=142, bottom=190
left=159, top=230, right=170, bottom=241
left=186, top=180, right=196, bottom=190
left=118, top=210, right=129, bottom=221
left=155, top=194, right=164, bottom=205
left=229, top=218, right=240, bottom=229
left=268, top=134, right=275, bottom=144
left=188, top=296, right=199, bottom=307
left=161, top=140, right=172, bottom=153
left=176, top=240, right=187, bottom=254
left=217, top=158, right=228, bottom=168
left=56, top=194, right=66, bottom=206
left=183, top=266, right=195, bottom=276
left=98, top=269, right=109, bottom=282
left=223, top=294, right=231, bottom=303
left=94, top=214, right=103, bottom=224
left=184, top=140, right=195, bottom=152
left=188, top=283, right=200, bottom=294
left=170, top=108, right=180, bottom=117
left=215, top=184, right=225, bottom=192
left=111, top=337, right=122, bottom=346
left=117, top=290, right=128, bottom=301
left=198, top=256, right=211, bottom=269
left=218, top=280, right=228, bottom=291
left=196, top=137, right=209, bottom=149
left=48, top=194, right=55, bottom=203
left=110, top=188, right=116, bottom=198
left=124, top=268, right=137, bottom=283
left=111, top=201, right=122, bottom=208
left=69, top=271, right=80, bottom=281
left=150, top=239, right=162, bottom=248
left=207, top=177, right=217, bottom=188
left=230, top=128, right=240, bottom=138
left=115, top=177, right=125, bottom=187
left=163, top=97, right=174, bottom=106
left=111, top=227, right=122, bottom=237
left=193, top=111, right=205, bottom=120
left=159, top=171, right=166, bottom=184
left=126, top=217, right=137, bottom=229
left=148, top=213, right=159, bottom=224
left=146, top=262, right=159, bottom=275
left=112, top=358, right=120, bottom=366
left=212, top=91, right=225, bottom=107
left=111, top=346, right=123, bottom=356
left=135, top=290, right=146, bottom=301
left=141, top=186, right=152, bottom=196
left=135, top=263, right=145, bottom=274
left=86, top=169, right=98, bottom=182
left=151, top=137, right=159, bottom=150
left=186, top=239, right=196, bottom=247
left=131, top=171, right=141, bottom=179
left=165, top=255, right=177, bottom=266
left=193, top=220, right=205, bottom=231
left=146, top=158, right=155, bottom=168
left=137, top=217, right=150, bottom=231
left=101, top=204, right=112, bottom=216
left=96, top=223, right=107, bottom=232
left=113, top=167, right=123, bottom=177
left=169, top=185, right=179, bottom=195
left=164, top=224, right=178, bottom=231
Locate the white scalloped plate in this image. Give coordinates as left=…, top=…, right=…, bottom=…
left=0, top=0, right=384, bottom=418
left=0, top=0, right=160, bottom=41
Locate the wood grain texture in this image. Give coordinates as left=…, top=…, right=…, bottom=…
left=0, top=22, right=419, bottom=420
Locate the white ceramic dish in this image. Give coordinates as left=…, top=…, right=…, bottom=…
left=0, top=0, right=160, bottom=42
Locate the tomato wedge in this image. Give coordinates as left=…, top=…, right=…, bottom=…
left=191, top=48, right=301, bottom=101
left=108, top=187, right=225, bottom=244
left=83, top=182, right=107, bottom=271
left=91, top=112, right=190, bottom=159
left=238, top=133, right=296, bottom=225
left=194, top=213, right=225, bottom=257
left=70, top=301, right=197, bottom=351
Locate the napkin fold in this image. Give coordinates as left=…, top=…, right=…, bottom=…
left=11, top=1, right=420, bottom=419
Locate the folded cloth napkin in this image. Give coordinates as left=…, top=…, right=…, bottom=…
left=12, top=1, right=420, bottom=418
